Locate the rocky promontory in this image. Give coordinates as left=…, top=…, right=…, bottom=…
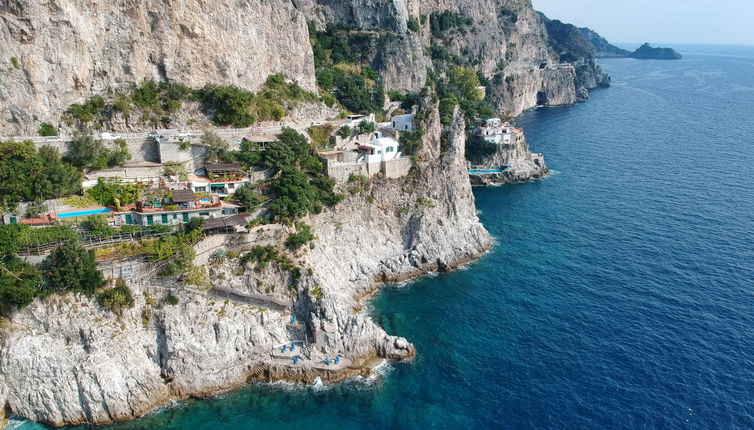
left=630, top=43, right=682, bottom=60
left=0, top=104, right=491, bottom=427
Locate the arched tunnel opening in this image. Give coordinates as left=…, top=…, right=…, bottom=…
left=536, top=91, right=548, bottom=106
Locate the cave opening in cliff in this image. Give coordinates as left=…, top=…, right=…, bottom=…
left=536, top=91, right=548, bottom=106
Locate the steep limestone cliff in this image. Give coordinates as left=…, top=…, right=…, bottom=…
left=1, top=0, right=610, bottom=134
left=0, top=0, right=608, bottom=425
left=0, top=0, right=316, bottom=134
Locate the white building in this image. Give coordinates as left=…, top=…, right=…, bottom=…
left=479, top=118, right=520, bottom=145
left=359, top=137, right=401, bottom=163
left=390, top=114, right=414, bottom=132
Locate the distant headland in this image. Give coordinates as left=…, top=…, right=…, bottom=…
left=577, top=26, right=681, bottom=60
left=629, top=43, right=682, bottom=60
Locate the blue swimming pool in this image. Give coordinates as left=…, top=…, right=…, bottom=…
left=56, top=208, right=111, bottom=218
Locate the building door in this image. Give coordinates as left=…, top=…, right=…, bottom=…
left=124, top=214, right=133, bottom=225
left=161, top=214, right=168, bottom=224
left=146, top=215, right=154, bottom=225
left=182, top=213, right=189, bottom=223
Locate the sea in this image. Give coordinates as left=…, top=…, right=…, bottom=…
left=11, top=45, right=754, bottom=429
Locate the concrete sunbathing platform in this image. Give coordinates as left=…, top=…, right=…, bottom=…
left=270, top=342, right=350, bottom=370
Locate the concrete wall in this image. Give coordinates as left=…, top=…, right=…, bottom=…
left=158, top=141, right=206, bottom=172
left=383, top=157, right=413, bottom=179
left=34, top=139, right=159, bottom=163
left=326, top=158, right=412, bottom=183
left=99, top=258, right=154, bottom=282
left=87, top=166, right=162, bottom=180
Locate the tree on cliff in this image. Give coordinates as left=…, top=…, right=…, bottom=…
left=44, top=241, right=105, bottom=296
left=201, top=131, right=230, bottom=163
left=0, top=140, right=81, bottom=209
left=0, top=255, right=41, bottom=308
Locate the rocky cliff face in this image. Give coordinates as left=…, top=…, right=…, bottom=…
left=0, top=0, right=316, bottom=134
left=0, top=105, right=491, bottom=427
left=1, top=0, right=610, bottom=135
left=0, top=0, right=602, bottom=425
left=578, top=27, right=631, bottom=58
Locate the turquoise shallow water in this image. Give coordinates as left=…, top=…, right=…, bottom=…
left=12, top=45, right=754, bottom=429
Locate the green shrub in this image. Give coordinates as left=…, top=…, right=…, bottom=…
left=163, top=294, right=179, bottom=306
left=17, top=225, right=78, bottom=246
left=37, top=123, right=58, bottom=137
left=10, top=57, right=19, bottom=69
left=200, top=131, right=230, bottom=163
left=240, top=245, right=279, bottom=268
left=465, top=135, right=499, bottom=163
left=285, top=222, right=315, bottom=251
left=430, top=10, right=473, bottom=39
left=66, top=135, right=130, bottom=170
left=183, top=265, right=206, bottom=286
left=439, top=95, right=459, bottom=126
left=184, top=217, right=204, bottom=233
left=64, top=95, right=106, bottom=125
left=44, top=241, right=105, bottom=296
left=337, top=125, right=352, bottom=138
left=120, top=225, right=141, bottom=234
left=82, top=214, right=117, bottom=238
left=307, top=124, right=335, bottom=148
left=195, top=85, right=255, bottom=127
left=97, top=279, right=134, bottom=315
left=86, top=178, right=143, bottom=206
left=417, top=197, right=435, bottom=209
left=0, top=255, right=41, bottom=307
left=357, top=120, right=376, bottom=135
left=407, top=16, right=421, bottom=32
left=399, top=130, right=424, bottom=156
left=142, top=306, right=152, bottom=326
left=0, top=141, right=81, bottom=208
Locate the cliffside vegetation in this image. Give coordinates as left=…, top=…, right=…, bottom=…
left=63, top=74, right=325, bottom=130
left=66, top=135, right=131, bottom=170
left=0, top=140, right=81, bottom=210
left=0, top=239, right=105, bottom=309
left=309, top=23, right=385, bottom=114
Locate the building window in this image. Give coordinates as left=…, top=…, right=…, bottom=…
left=228, top=183, right=235, bottom=189
left=386, top=147, right=394, bottom=152
left=199, top=212, right=210, bottom=217
left=195, top=186, right=207, bottom=192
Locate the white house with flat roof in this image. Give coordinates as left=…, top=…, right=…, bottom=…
left=390, top=114, right=414, bottom=131
left=359, top=137, right=400, bottom=163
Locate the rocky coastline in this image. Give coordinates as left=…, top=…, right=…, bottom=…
left=0, top=105, right=492, bottom=427
left=0, top=1, right=612, bottom=427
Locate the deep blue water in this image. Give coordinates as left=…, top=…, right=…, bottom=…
left=14, top=45, right=754, bottom=429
